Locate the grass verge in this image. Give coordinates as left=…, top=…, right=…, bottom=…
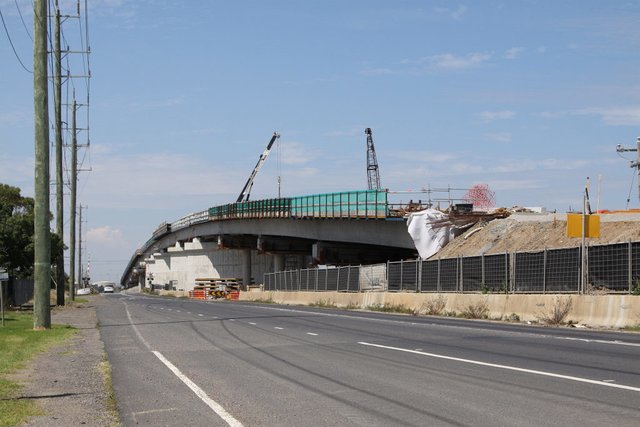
left=0, top=312, right=76, bottom=427
left=99, top=353, right=119, bottom=423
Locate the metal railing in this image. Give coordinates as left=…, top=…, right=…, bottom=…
left=264, top=241, right=640, bottom=294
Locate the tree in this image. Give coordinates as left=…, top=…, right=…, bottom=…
left=0, top=183, right=64, bottom=279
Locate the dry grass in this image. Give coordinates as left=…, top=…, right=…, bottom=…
left=421, top=295, right=448, bottom=316
left=461, top=300, right=490, bottom=319
left=538, top=296, right=573, bottom=326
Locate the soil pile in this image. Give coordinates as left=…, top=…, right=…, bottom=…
left=432, top=212, right=640, bottom=258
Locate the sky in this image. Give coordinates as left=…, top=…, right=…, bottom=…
left=1, top=0, right=640, bottom=282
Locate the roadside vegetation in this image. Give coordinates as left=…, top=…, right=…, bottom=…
left=538, top=296, right=573, bottom=326
left=0, top=312, right=75, bottom=427
left=367, top=303, right=417, bottom=315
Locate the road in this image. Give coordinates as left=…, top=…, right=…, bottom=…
left=96, top=293, right=640, bottom=426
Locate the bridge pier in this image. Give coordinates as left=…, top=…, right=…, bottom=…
left=273, top=253, right=285, bottom=272
left=242, top=248, right=251, bottom=290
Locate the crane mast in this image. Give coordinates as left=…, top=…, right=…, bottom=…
left=365, top=128, right=381, bottom=190
left=236, top=132, right=280, bottom=203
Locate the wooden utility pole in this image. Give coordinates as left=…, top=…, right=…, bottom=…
left=69, top=98, right=77, bottom=301
left=78, top=205, right=83, bottom=289
left=33, top=0, right=51, bottom=329
left=53, top=0, right=65, bottom=305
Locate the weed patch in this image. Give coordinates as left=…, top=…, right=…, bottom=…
left=367, top=303, right=416, bottom=315
left=309, top=299, right=337, bottom=308
left=461, top=301, right=490, bottom=319
left=538, top=296, right=573, bottom=326
left=421, top=295, right=447, bottom=316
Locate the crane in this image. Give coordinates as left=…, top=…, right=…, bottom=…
left=365, top=128, right=381, bottom=190
left=236, top=132, right=280, bottom=203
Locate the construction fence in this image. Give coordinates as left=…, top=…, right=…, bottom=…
left=263, top=241, right=640, bottom=294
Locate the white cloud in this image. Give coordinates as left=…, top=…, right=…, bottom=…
left=504, top=47, right=524, bottom=59
left=574, top=107, right=640, bottom=126
left=539, top=106, right=640, bottom=126
left=387, top=150, right=457, bottom=164
left=86, top=226, right=125, bottom=246
left=435, top=5, right=468, bottom=21
left=485, top=132, right=512, bottom=143
left=428, top=53, right=491, bottom=70
left=280, top=141, right=315, bottom=165
left=479, top=110, right=515, bottom=122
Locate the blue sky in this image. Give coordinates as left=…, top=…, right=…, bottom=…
left=1, top=0, right=640, bottom=282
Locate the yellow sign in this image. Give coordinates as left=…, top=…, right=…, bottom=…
left=566, top=213, right=600, bottom=238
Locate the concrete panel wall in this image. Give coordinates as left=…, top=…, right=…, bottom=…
left=240, top=291, right=640, bottom=328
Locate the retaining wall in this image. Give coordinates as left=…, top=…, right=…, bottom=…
left=240, top=290, right=640, bottom=328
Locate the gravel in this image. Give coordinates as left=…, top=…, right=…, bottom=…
left=12, top=295, right=119, bottom=427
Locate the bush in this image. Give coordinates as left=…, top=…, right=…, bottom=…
left=538, top=296, right=573, bottom=326
left=461, top=301, right=490, bottom=319
left=421, top=295, right=447, bottom=316
left=367, top=303, right=416, bottom=315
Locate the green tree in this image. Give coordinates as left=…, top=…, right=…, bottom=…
left=0, top=183, right=64, bottom=279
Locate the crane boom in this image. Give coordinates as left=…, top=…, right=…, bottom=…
left=236, top=132, right=280, bottom=203
left=365, top=128, right=381, bottom=190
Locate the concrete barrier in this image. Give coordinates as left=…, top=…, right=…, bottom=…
left=240, top=290, right=640, bottom=329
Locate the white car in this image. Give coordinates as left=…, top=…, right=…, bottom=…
left=103, top=285, right=114, bottom=293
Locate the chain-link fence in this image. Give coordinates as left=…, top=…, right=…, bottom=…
left=264, top=241, right=640, bottom=294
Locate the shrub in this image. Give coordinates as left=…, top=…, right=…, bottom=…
left=421, top=295, right=447, bottom=316
left=461, top=301, right=490, bottom=319
left=538, top=296, right=573, bottom=326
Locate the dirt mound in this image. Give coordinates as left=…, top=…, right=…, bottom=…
left=432, top=213, right=640, bottom=258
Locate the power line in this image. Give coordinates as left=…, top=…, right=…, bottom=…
left=0, top=6, right=32, bottom=73
left=14, top=0, right=32, bottom=41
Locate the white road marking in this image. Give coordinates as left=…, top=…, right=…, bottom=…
left=274, top=327, right=284, bottom=330
left=358, top=342, right=640, bottom=393
left=306, top=332, right=318, bottom=336
left=153, top=351, right=244, bottom=427
left=123, top=301, right=243, bottom=427
left=249, top=322, right=257, bottom=325
left=198, top=314, right=204, bottom=317
left=176, top=310, right=181, bottom=313
left=555, top=336, right=640, bottom=347
left=250, top=304, right=640, bottom=349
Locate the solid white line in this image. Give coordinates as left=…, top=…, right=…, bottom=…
left=358, top=342, right=640, bottom=393
left=306, top=332, right=318, bottom=336
left=153, top=351, right=244, bottom=427
left=123, top=301, right=243, bottom=426
left=555, top=336, right=640, bottom=347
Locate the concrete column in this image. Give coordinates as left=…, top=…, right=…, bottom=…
left=242, top=248, right=252, bottom=290
left=297, top=255, right=306, bottom=269
left=273, top=254, right=285, bottom=272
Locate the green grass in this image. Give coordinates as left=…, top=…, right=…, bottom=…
left=0, top=312, right=76, bottom=427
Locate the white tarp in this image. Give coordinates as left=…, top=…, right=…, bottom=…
left=406, top=209, right=457, bottom=259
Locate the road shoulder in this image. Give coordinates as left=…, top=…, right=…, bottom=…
left=11, top=295, right=119, bottom=427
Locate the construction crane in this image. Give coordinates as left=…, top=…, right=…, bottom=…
left=365, top=128, right=381, bottom=190
left=236, top=132, right=280, bottom=203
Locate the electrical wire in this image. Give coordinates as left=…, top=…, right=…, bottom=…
left=626, top=168, right=636, bottom=210
left=0, top=6, right=32, bottom=73
left=14, top=0, right=32, bottom=41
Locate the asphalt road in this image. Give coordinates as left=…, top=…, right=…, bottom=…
left=96, top=293, right=640, bottom=426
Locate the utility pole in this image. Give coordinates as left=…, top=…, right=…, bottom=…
left=616, top=137, right=640, bottom=205
left=53, top=0, right=65, bottom=305
left=78, top=205, right=83, bottom=289
left=69, top=98, right=77, bottom=301
left=33, top=0, right=51, bottom=329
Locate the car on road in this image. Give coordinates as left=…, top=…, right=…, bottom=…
left=103, top=284, right=114, bottom=293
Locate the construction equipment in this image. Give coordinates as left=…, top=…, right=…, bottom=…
left=365, top=128, right=381, bottom=190
left=237, top=132, right=280, bottom=203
